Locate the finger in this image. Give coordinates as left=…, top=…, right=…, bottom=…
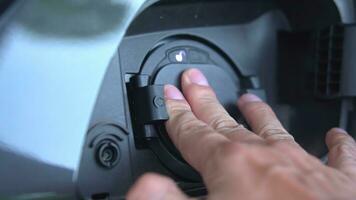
left=164, top=84, right=228, bottom=171
left=237, top=94, right=295, bottom=144
left=181, top=68, right=254, bottom=141
left=126, top=173, right=188, bottom=200
left=326, top=128, right=356, bottom=178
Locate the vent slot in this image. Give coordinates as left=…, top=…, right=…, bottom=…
left=315, top=25, right=344, bottom=98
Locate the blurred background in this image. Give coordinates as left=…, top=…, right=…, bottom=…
left=0, top=0, right=144, bottom=198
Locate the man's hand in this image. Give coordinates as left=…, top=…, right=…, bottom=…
left=127, top=69, right=356, bottom=200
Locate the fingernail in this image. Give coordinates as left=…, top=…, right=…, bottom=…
left=186, top=68, right=209, bottom=86
left=333, top=128, right=348, bottom=134
left=238, top=93, right=262, bottom=106
left=164, top=85, right=184, bottom=100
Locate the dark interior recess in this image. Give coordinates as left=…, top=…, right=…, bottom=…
left=276, top=31, right=341, bottom=155
left=77, top=0, right=356, bottom=199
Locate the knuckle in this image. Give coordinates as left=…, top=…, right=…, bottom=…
left=259, top=124, right=293, bottom=141
left=177, top=119, right=207, bottom=136
left=220, top=125, right=248, bottom=137
left=268, top=133, right=295, bottom=143
left=174, top=121, right=211, bottom=150
left=167, top=109, right=201, bottom=141
left=228, top=125, right=247, bottom=133
left=168, top=110, right=192, bottom=130
left=166, top=100, right=190, bottom=114
left=333, top=143, right=355, bottom=157
left=209, top=115, right=238, bottom=130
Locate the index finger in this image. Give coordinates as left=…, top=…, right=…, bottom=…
left=164, top=85, right=229, bottom=172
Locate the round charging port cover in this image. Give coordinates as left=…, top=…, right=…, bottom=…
left=150, top=63, right=242, bottom=180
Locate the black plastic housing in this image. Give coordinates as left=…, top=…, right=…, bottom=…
left=76, top=0, right=355, bottom=199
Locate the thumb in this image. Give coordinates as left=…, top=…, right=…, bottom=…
left=126, top=173, right=189, bottom=200
left=326, top=128, right=356, bottom=179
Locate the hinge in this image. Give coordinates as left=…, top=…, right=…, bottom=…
left=127, top=75, right=169, bottom=147
left=131, top=85, right=169, bottom=124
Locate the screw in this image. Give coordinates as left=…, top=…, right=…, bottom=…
left=153, top=96, right=165, bottom=108
left=96, top=140, right=120, bottom=169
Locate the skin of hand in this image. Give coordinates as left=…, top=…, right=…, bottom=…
left=127, top=68, right=356, bottom=200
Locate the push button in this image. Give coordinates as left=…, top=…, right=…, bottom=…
left=168, top=49, right=188, bottom=63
